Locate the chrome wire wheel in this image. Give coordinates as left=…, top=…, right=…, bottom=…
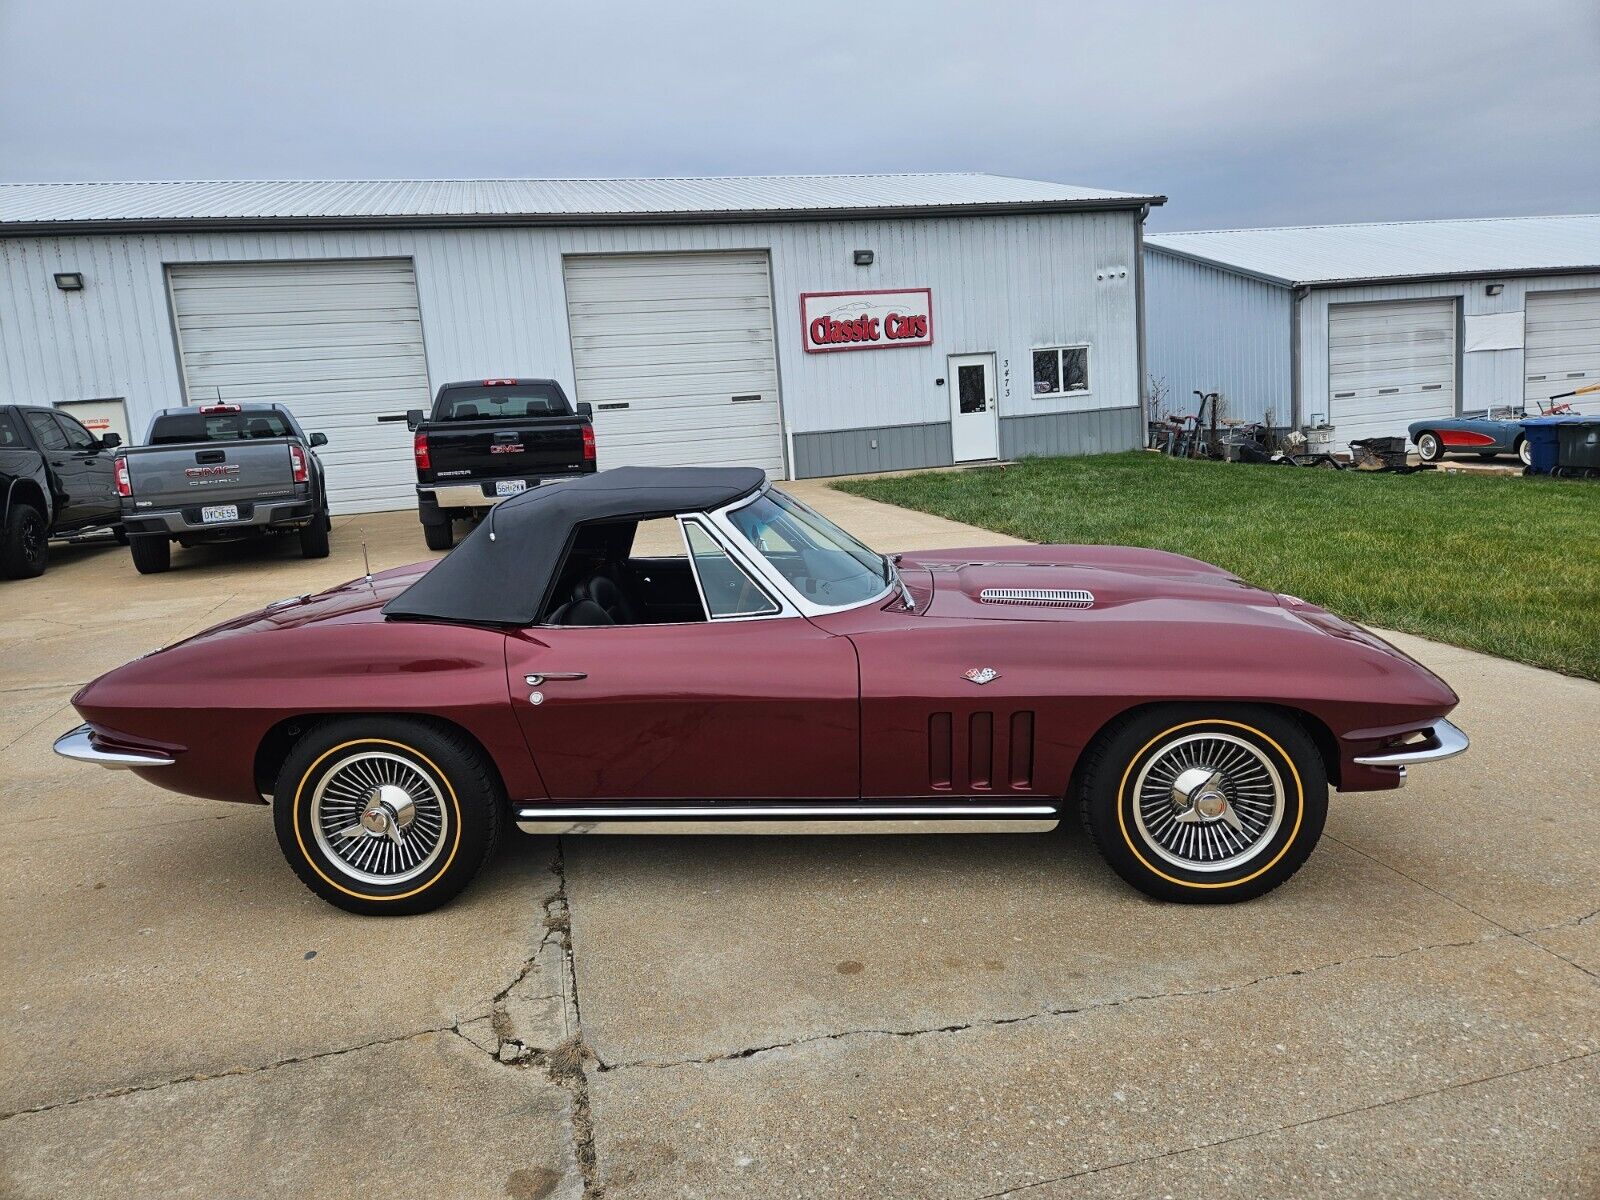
left=310, top=750, right=450, bottom=886
left=1131, top=732, right=1287, bottom=873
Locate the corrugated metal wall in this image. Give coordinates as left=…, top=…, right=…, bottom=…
left=0, top=210, right=1144, bottom=474
left=1295, top=272, right=1600, bottom=421
left=1143, top=249, right=1292, bottom=426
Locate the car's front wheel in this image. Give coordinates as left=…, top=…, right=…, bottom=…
left=1414, top=432, right=1443, bottom=462
left=272, top=717, right=503, bottom=915
left=1516, top=437, right=1531, bottom=467
left=1077, top=705, right=1327, bottom=903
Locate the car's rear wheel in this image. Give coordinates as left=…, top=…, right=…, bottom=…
left=272, top=717, right=503, bottom=915
left=1, top=503, right=49, bottom=579
left=129, top=534, right=171, bottom=574
left=1077, top=705, right=1327, bottom=903
left=1414, top=432, right=1443, bottom=462
left=298, top=511, right=330, bottom=558
left=422, top=518, right=454, bottom=551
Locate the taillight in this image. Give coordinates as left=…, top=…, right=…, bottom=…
left=581, top=424, right=596, bottom=463
left=288, top=444, right=308, bottom=483
left=414, top=431, right=431, bottom=471
left=114, top=457, right=131, bottom=497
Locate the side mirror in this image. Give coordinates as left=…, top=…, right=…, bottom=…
left=309, top=431, right=329, bottom=448
left=576, top=401, right=592, bottom=418
left=405, top=408, right=426, bottom=432
left=98, top=432, right=122, bottom=449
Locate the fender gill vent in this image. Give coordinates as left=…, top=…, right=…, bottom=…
left=979, top=588, right=1095, bottom=608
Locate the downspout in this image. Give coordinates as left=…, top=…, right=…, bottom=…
left=1290, top=285, right=1310, bottom=429
left=1134, top=205, right=1150, bottom=441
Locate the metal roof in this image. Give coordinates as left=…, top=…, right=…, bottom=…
left=0, top=174, right=1162, bottom=234
left=1146, top=214, right=1600, bottom=287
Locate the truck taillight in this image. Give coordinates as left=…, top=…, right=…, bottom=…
left=414, top=431, right=431, bottom=471
left=289, top=444, right=308, bottom=483
left=581, top=424, right=596, bottom=463
left=114, top=457, right=131, bottom=497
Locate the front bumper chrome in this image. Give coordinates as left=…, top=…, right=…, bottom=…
left=1352, top=719, right=1470, bottom=767
left=53, top=724, right=175, bottom=769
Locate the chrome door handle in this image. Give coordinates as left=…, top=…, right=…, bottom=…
left=525, top=672, right=587, bottom=685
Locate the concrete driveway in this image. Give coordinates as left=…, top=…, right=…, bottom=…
left=2, top=481, right=1596, bottom=1199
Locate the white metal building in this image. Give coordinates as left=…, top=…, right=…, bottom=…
left=1144, top=215, right=1600, bottom=449
left=0, top=174, right=1163, bottom=512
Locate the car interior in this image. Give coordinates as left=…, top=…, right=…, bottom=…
left=540, top=519, right=713, bottom=627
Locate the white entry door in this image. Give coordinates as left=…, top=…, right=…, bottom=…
left=948, top=353, right=999, bottom=462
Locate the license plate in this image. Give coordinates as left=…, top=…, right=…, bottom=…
left=495, top=480, right=528, bottom=497
left=201, top=504, right=239, bottom=523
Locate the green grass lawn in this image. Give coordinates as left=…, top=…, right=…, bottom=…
left=834, top=453, right=1600, bottom=681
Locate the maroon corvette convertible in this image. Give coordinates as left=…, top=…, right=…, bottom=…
left=57, top=466, right=1468, bottom=915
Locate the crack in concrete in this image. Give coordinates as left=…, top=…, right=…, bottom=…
left=597, top=932, right=1502, bottom=1073
left=0, top=1021, right=476, bottom=1123
left=457, top=839, right=603, bottom=1197
left=969, top=1047, right=1600, bottom=1199
left=1328, top=834, right=1600, bottom=985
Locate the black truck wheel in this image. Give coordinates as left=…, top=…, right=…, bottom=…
left=129, top=534, right=172, bottom=574
left=423, top=519, right=454, bottom=551
left=299, top=512, right=331, bottom=559
left=1, top=503, right=49, bottom=579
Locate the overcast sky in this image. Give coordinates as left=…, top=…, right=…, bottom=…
left=1, top=0, right=1595, bottom=230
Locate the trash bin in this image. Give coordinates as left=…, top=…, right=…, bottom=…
left=1521, top=416, right=1574, bottom=476
left=1556, top=418, right=1600, bottom=474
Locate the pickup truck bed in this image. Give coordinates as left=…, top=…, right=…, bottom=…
left=409, top=378, right=595, bottom=550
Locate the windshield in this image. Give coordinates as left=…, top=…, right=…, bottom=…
left=434, top=383, right=570, bottom=421
left=148, top=410, right=292, bottom=445
left=726, top=487, right=889, bottom=609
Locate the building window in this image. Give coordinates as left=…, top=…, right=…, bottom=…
left=1032, top=346, right=1090, bottom=396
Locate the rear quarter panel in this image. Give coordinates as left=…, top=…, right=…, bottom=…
left=72, top=620, right=536, bottom=804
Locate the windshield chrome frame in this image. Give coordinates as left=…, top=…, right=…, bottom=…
left=707, top=484, right=897, bottom=618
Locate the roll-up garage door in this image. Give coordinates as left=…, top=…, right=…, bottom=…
left=1328, top=298, right=1456, bottom=450
left=563, top=252, right=786, bottom=476
left=168, top=259, right=432, bottom=513
left=1525, top=289, right=1600, bottom=415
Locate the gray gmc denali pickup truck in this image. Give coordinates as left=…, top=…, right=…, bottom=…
left=117, top=402, right=332, bottom=574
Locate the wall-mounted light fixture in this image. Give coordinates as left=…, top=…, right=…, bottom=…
left=853, top=249, right=874, bottom=266
left=53, top=272, right=84, bottom=291
left=1485, top=283, right=1504, bottom=296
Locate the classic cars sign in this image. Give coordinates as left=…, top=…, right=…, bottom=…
left=800, top=288, right=934, bottom=353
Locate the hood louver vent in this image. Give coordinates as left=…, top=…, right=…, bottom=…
left=979, top=587, right=1095, bottom=609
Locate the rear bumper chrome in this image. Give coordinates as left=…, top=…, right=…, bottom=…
left=1352, top=719, right=1470, bottom=767
left=53, top=724, right=175, bottom=769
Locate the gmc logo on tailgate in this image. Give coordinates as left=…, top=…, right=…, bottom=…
left=185, top=465, right=240, bottom=478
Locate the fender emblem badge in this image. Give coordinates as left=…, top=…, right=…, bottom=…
left=963, top=667, right=999, bottom=685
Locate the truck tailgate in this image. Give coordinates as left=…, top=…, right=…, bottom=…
left=124, top=439, right=300, bottom=508
left=425, top=420, right=589, bottom=482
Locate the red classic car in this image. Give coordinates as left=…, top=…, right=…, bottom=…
left=57, top=467, right=1468, bottom=915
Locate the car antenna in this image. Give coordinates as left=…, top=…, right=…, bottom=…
left=361, top=540, right=374, bottom=587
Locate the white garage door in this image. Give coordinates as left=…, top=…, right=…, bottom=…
left=168, top=259, right=432, bottom=513
left=1328, top=298, right=1457, bottom=450
left=1525, top=289, right=1600, bottom=415
left=563, top=252, right=786, bottom=475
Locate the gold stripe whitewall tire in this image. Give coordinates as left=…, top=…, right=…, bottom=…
left=1077, top=705, right=1328, bottom=904
left=273, top=718, right=504, bottom=916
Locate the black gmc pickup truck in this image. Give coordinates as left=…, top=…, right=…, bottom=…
left=406, top=378, right=595, bottom=550
left=1, top=403, right=123, bottom=580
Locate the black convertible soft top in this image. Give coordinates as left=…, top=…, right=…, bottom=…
left=383, top=465, right=768, bottom=626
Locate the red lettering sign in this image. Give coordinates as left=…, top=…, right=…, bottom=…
left=800, top=289, right=934, bottom=353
